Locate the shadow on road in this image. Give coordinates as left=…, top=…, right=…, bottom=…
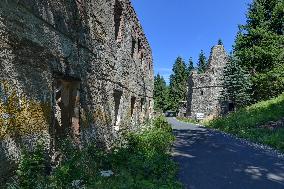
left=168, top=118, right=284, bottom=189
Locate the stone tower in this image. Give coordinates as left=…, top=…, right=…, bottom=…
left=187, top=45, right=228, bottom=119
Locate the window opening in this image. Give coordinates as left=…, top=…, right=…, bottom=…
left=113, top=90, right=123, bottom=126
left=114, top=0, right=123, bottom=41
left=54, top=78, right=81, bottom=143
left=229, top=102, right=235, bottom=112
left=131, top=38, right=136, bottom=58
left=137, top=38, right=142, bottom=57
left=131, top=96, right=136, bottom=117
left=140, top=98, right=145, bottom=112
left=140, top=52, right=144, bottom=63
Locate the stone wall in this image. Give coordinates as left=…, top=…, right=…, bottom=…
left=0, top=0, right=154, bottom=183
left=187, top=45, right=228, bottom=119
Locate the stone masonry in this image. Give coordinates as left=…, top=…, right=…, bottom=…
left=187, top=45, right=228, bottom=119
left=0, top=0, right=153, bottom=183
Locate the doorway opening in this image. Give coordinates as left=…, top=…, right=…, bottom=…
left=54, top=78, right=80, bottom=143
left=228, top=102, right=235, bottom=112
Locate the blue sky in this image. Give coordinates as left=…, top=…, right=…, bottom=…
left=131, top=0, right=252, bottom=83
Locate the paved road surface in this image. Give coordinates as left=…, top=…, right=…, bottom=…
left=168, top=117, right=284, bottom=189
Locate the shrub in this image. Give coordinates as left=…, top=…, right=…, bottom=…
left=8, top=142, right=49, bottom=189
left=152, top=115, right=173, bottom=132
left=7, top=116, right=182, bottom=189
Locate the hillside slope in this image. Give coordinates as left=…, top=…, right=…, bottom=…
left=206, top=93, right=284, bottom=152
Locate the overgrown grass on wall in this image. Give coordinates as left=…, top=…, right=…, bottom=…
left=7, top=116, right=182, bottom=189
left=205, top=93, right=284, bottom=152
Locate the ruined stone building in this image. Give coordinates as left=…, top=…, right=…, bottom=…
left=0, top=0, right=153, bottom=181
left=187, top=45, right=228, bottom=119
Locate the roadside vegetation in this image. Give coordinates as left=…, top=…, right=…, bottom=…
left=205, top=93, right=284, bottom=152
left=7, top=116, right=182, bottom=189
left=176, top=117, right=199, bottom=124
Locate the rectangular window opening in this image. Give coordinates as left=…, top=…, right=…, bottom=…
left=140, top=98, right=145, bottom=112
left=229, top=102, right=235, bottom=112
left=114, top=0, right=123, bottom=41
left=138, top=38, right=142, bottom=53
left=131, top=96, right=136, bottom=117
left=140, top=52, right=144, bottom=63
left=131, top=38, right=136, bottom=58
left=113, top=90, right=123, bottom=126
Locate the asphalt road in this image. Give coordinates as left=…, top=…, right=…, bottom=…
left=168, top=117, right=284, bottom=189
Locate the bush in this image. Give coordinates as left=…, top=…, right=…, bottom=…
left=16, top=143, right=48, bottom=188
left=7, top=116, right=182, bottom=189
left=152, top=115, right=173, bottom=132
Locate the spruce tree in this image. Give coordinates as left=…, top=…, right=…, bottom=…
left=221, top=56, right=252, bottom=109
left=168, top=57, right=188, bottom=111
left=197, top=50, right=207, bottom=74
left=154, top=74, right=168, bottom=112
left=218, top=39, right=223, bottom=45
left=188, top=57, right=195, bottom=74
left=234, top=0, right=284, bottom=101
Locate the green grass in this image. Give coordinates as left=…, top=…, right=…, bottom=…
left=205, top=93, right=284, bottom=152
left=176, top=117, right=199, bottom=124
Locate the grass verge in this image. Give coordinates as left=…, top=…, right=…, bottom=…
left=7, top=116, right=182, bottom=189
left=204, top=93, right=284, bottom=152
left=176, top=117, right=199, bottom=124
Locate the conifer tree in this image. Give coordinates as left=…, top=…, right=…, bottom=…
left=234, top=0, right=284, bottom=101
left=187, top=57, right=195, bottom=74
left=197, top=50, right=207, bottom=74
left=221, top=56, right=252, bottom=109
left=218, top=39, right=223, bottom=45
left=168, top=57, right=188, bottom=111
left=154, top=74, right=168, bottom=112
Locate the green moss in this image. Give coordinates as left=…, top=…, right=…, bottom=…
left=0, top=81, right=51, bottom=139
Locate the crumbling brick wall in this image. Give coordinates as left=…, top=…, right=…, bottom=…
left=0, top=0, right=154, bottom=182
